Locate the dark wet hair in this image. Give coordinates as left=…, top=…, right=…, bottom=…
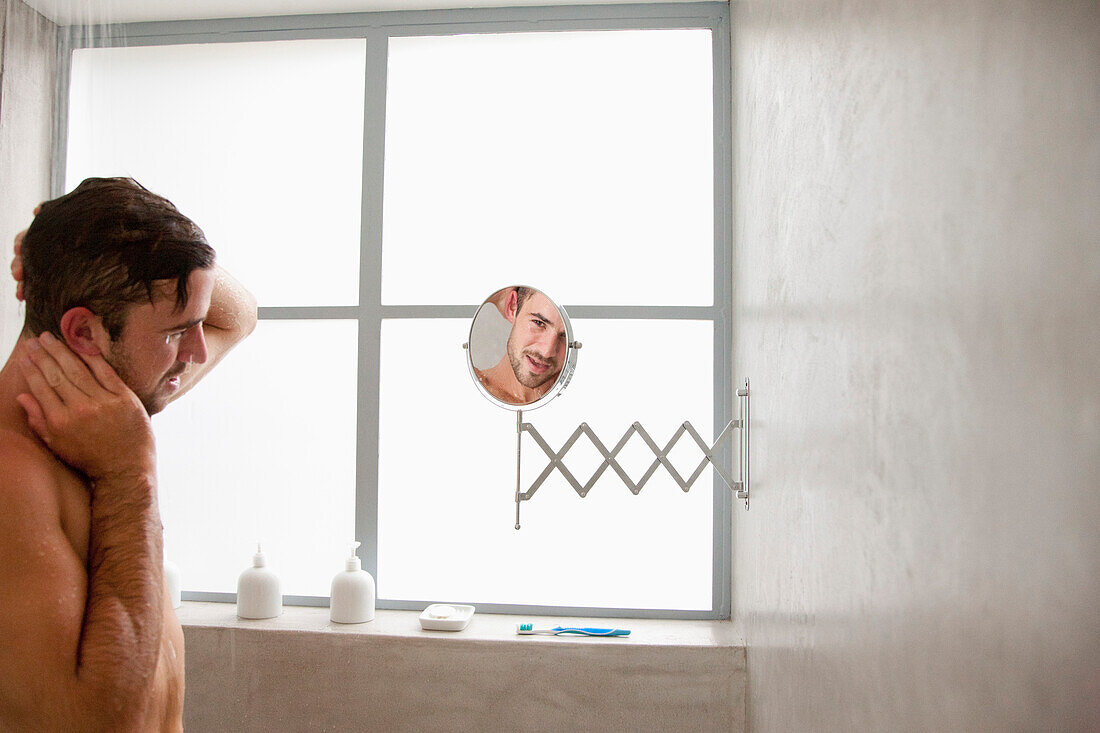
left=21, top=177, right=215, bottom=340
left=514, top=286, right=533, bottom=313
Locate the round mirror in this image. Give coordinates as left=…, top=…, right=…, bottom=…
left=465, top=285, right=579, bottom=410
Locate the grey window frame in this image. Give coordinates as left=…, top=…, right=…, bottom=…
left=53, top=1, right=733, bottom=620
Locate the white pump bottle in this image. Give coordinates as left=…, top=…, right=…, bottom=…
left=163, top=530, right=181, bottom=609
left=164, top=556, right=182, bottom=610
left=330, top=541, right=376, bottom=624
left=237, top=543, right=282, bottom=619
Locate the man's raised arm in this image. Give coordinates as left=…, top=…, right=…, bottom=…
left=11, top=231, right=256, bottom=403
left=173, top=265, right=257, bottom=402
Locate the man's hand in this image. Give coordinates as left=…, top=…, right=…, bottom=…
left=11, top=228, right=25, bottom=301
left=11, top=204, right=40, bottom=301
left=15, top=332, right=155, bottom=482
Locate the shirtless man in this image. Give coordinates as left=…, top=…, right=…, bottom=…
left=0, top=178, right=257, bottom=731
left=475, top=286, right=567, bottom=405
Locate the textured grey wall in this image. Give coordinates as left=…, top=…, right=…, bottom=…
left=0, top=0, right=54, bottom=351
left=730, top=1, right=1099, bottom=730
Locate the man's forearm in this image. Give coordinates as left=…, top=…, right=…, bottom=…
left=77, top=469, right=164, bottom=717
left=13, top=332, right=168, bottom=726
left=205, top=266, right=258, bottom=342
left=173, top=266, right=257, bottom=402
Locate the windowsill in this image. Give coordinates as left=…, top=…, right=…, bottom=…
left=179, top=600, right=747, bottom=730
left=177, top=601, right=744, bottom=648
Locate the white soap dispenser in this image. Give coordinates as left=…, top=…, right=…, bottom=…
left=237, top=543, right=282, bottom=620
left=330, top=541, right=376, bottom=624
left=163, top=553, right=182, bottom=610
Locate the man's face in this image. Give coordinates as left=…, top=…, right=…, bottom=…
left=506, top=290, right=567, bottom=391
left=104, top=268, right=215, bottom=415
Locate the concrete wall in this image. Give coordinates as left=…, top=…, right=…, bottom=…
left=0, top=0, right=54, bottom=351
left=730, top=1, right=1099, bottom=731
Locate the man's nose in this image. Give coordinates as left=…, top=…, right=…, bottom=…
left=533, top=330, right=559, bottom=358
left=180, top=325, right=208, bottom=365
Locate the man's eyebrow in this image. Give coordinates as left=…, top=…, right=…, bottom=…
left=162, top=317, right=204, bottom=333
left=530, top=312, right=553, bottom=323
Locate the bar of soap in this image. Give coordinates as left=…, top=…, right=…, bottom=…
left=419, top=604, right=475, bottom=631
left=427, top=605, right=456, bottom=619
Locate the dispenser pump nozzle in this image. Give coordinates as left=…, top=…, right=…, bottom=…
left=345, top=541, right=362, bottom=572
left=253, top=542, right=267, bottom=568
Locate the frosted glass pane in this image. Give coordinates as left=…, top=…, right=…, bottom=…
left=66, top=40, right=365, bottom=307
left=378, top=319, right=714, bottom=610
left=154, top=320, right=358, bottom=597
left=382, top=30, right=714, bottom=306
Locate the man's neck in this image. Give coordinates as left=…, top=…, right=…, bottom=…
left=480, top=358, right=545, bottom=405
left=0, top=337, right=45, bottom=442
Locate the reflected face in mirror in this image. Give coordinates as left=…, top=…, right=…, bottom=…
left=506, top=288, right=566, bottom=391
left=473, top=287, right=567, bottom=406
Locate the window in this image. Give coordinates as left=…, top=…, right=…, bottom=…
left=62, top=4, right=732, bottom=618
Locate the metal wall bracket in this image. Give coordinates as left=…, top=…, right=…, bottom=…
left=512, top=378, right=750, bottom=528
left=734, top=378, right=750, bottom=510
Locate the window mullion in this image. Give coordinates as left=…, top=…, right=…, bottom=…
left=357, top=29, right=389, bottom=590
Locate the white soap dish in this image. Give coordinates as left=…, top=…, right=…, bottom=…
left=419, top=603, right=475, bottom=631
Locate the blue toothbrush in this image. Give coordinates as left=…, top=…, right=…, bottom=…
left=517, top=623, right=630, bottom=637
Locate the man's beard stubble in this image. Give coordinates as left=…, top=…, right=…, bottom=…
left=103, top=341, right=181, bottom=416
left=506, top=337, right=558, bottom=390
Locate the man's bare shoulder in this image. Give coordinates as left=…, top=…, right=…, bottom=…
left=0, top=428, right=60, bottom=484
left=0, top=426, right=86, bottom=602
left=0, top=425, right=91, bottom=547
left=0, top=429, right=67, bottom=525
left=0, top=431, right=89, bottom=729
left=0, top=426, right=87, bottom=641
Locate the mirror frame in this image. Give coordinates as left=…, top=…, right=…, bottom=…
left=465, top=285, right=578, bottom=411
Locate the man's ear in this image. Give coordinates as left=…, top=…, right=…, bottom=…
left=504, top=289, right=520, bottom=324
left=58, top=307, right=108, bottom=356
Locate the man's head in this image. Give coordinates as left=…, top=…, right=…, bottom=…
left=503, top=287, right=567, bottom=391
left=21, top=177, right=216, bottom=414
